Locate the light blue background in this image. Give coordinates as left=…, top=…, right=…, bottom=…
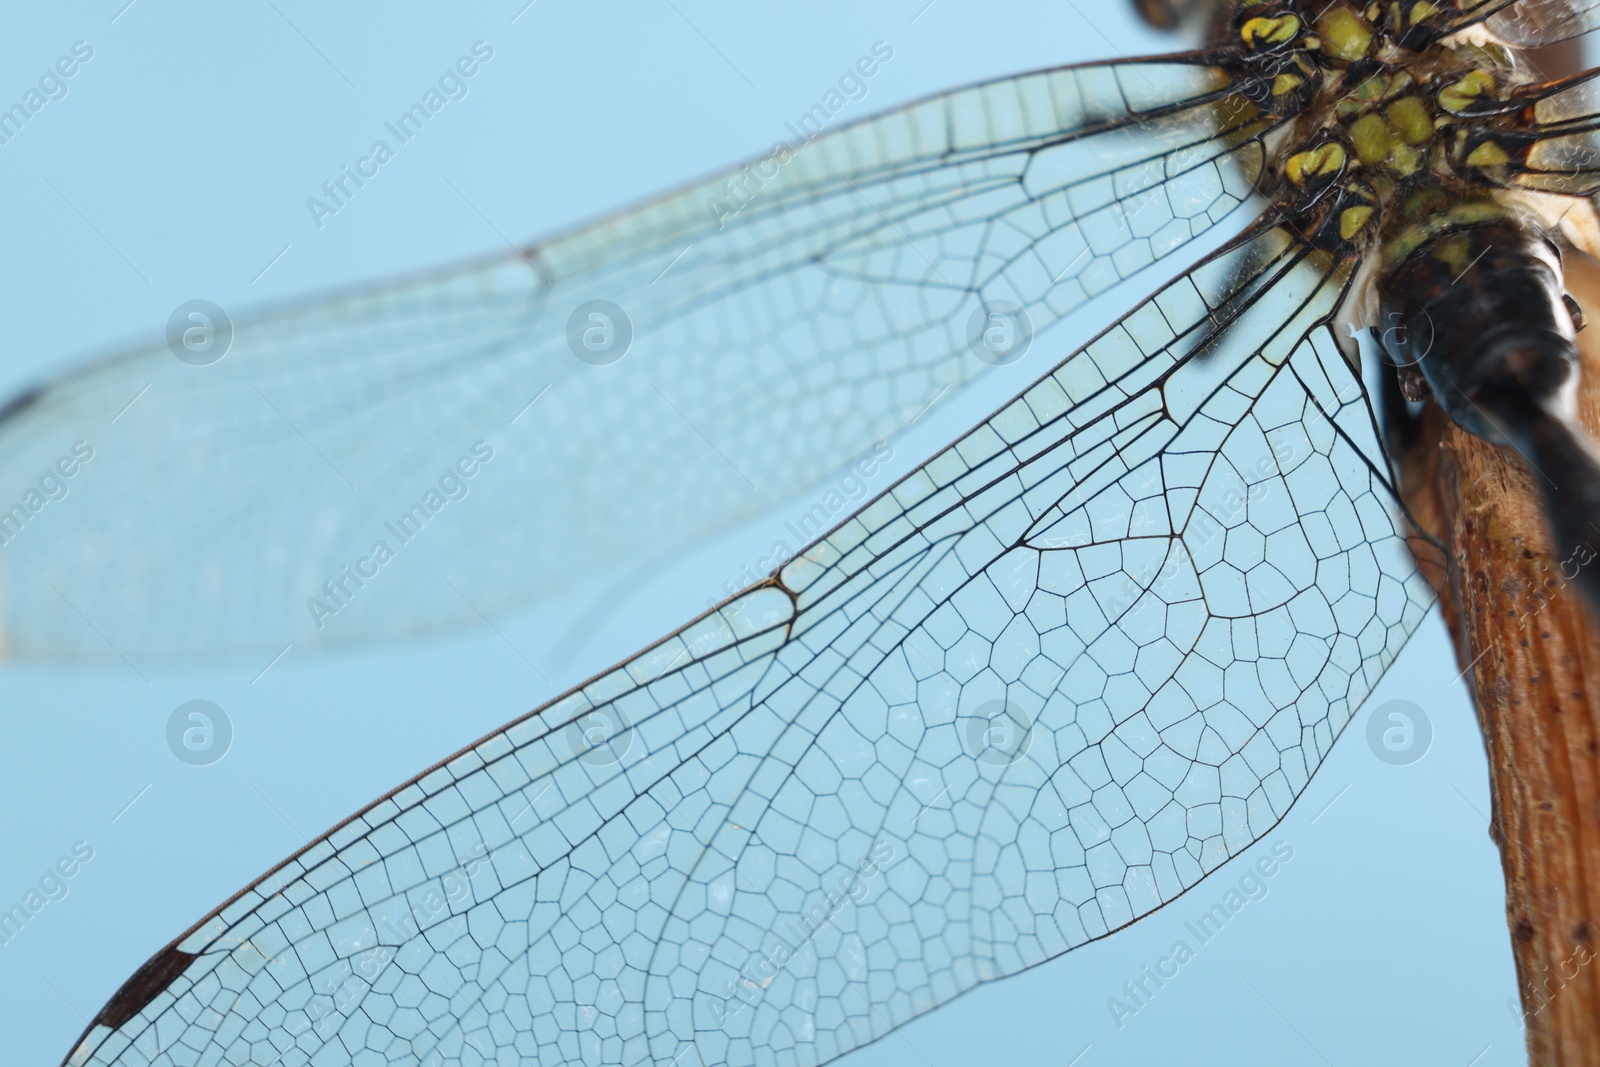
left=0, top=1, right=1528, bottom=1064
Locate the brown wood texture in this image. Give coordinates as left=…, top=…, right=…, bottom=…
left=1400, top=248, right=1600, bottom=1065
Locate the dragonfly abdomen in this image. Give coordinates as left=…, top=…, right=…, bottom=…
left=1378, top=213, right=1578, bottom=434
left=1377, top=210, right=1600, bottom=603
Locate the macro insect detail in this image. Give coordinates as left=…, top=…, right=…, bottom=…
left=1204, top=0, right=1600, bottom=607
left=30, top=1, right=1600, bottom=1066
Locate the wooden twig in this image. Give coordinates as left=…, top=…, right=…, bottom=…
left=1400, top=248, right=1600, bottom=1065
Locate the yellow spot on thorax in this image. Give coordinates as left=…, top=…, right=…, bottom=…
left=1316, top=4, right=1373, bottom=60
left=1385, top=97, right=1433, bottom=144
left=1241, top=13, right=1301, bottom=44
left=1465, top=140, right=1509, bottom=166
left=1285, top=142, right=1346, bottom=184
left=1439, top=70, right=1496, bottom=113
left=1408, top=0, right=1442, bottom=24
left=1348, top=112, right=1393, bottom=165
left=1339, top=206, right=1375, bottom=240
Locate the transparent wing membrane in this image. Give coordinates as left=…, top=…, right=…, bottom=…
left=0, top=56, right=1270, bottom=664
left=1487, top=0, right=1600, bottom=44
left=65, top=228, right=1434, bottom=1067
left=1497, top=70, right=1600, bottom=198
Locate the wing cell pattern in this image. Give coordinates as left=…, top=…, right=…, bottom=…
left=2, top=58, right=1271, bottom=663
left=66, top=228, right=1434, bottom=1067
left=1487, top=0, right=1600, bottom=45
left=1509, top=72, right=1600, bottom=199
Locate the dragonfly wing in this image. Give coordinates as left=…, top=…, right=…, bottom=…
left=65, top=227, right=1434, bottom=1067
left=1486, top=71, right=1600, bottom=213
left=1486, top=0, right=1600, bottom=45
left=0, top=57, right=1271, bottom=663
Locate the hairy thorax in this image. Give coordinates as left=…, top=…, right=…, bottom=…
left=1212, top=0, right=1600, bottom=325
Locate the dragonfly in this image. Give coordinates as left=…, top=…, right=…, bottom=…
left=3, top=0, right=1574, bottom=1062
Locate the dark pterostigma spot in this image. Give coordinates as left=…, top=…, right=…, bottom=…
left=92, top=945, right=199, bottom=1029
left=0, top=384, right=44, bottom=429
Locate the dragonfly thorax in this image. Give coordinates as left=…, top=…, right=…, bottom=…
left=1214, top=0, right=1600, bottom=599
left=1232, top=0, right=1549, bottom=256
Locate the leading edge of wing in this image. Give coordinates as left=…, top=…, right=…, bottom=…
left=6, top=47, right=1241, bottom=413
left=0, top=47, right=1267, bottom=668
left=2, top=50, right=1278, bottom=664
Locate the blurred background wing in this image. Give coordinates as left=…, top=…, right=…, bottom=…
left=0, top=55, right=1276, bottom=664
left=1489, top=0, right=1600, bottom=46
left=65, top=226, right=1435, bottom=1067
